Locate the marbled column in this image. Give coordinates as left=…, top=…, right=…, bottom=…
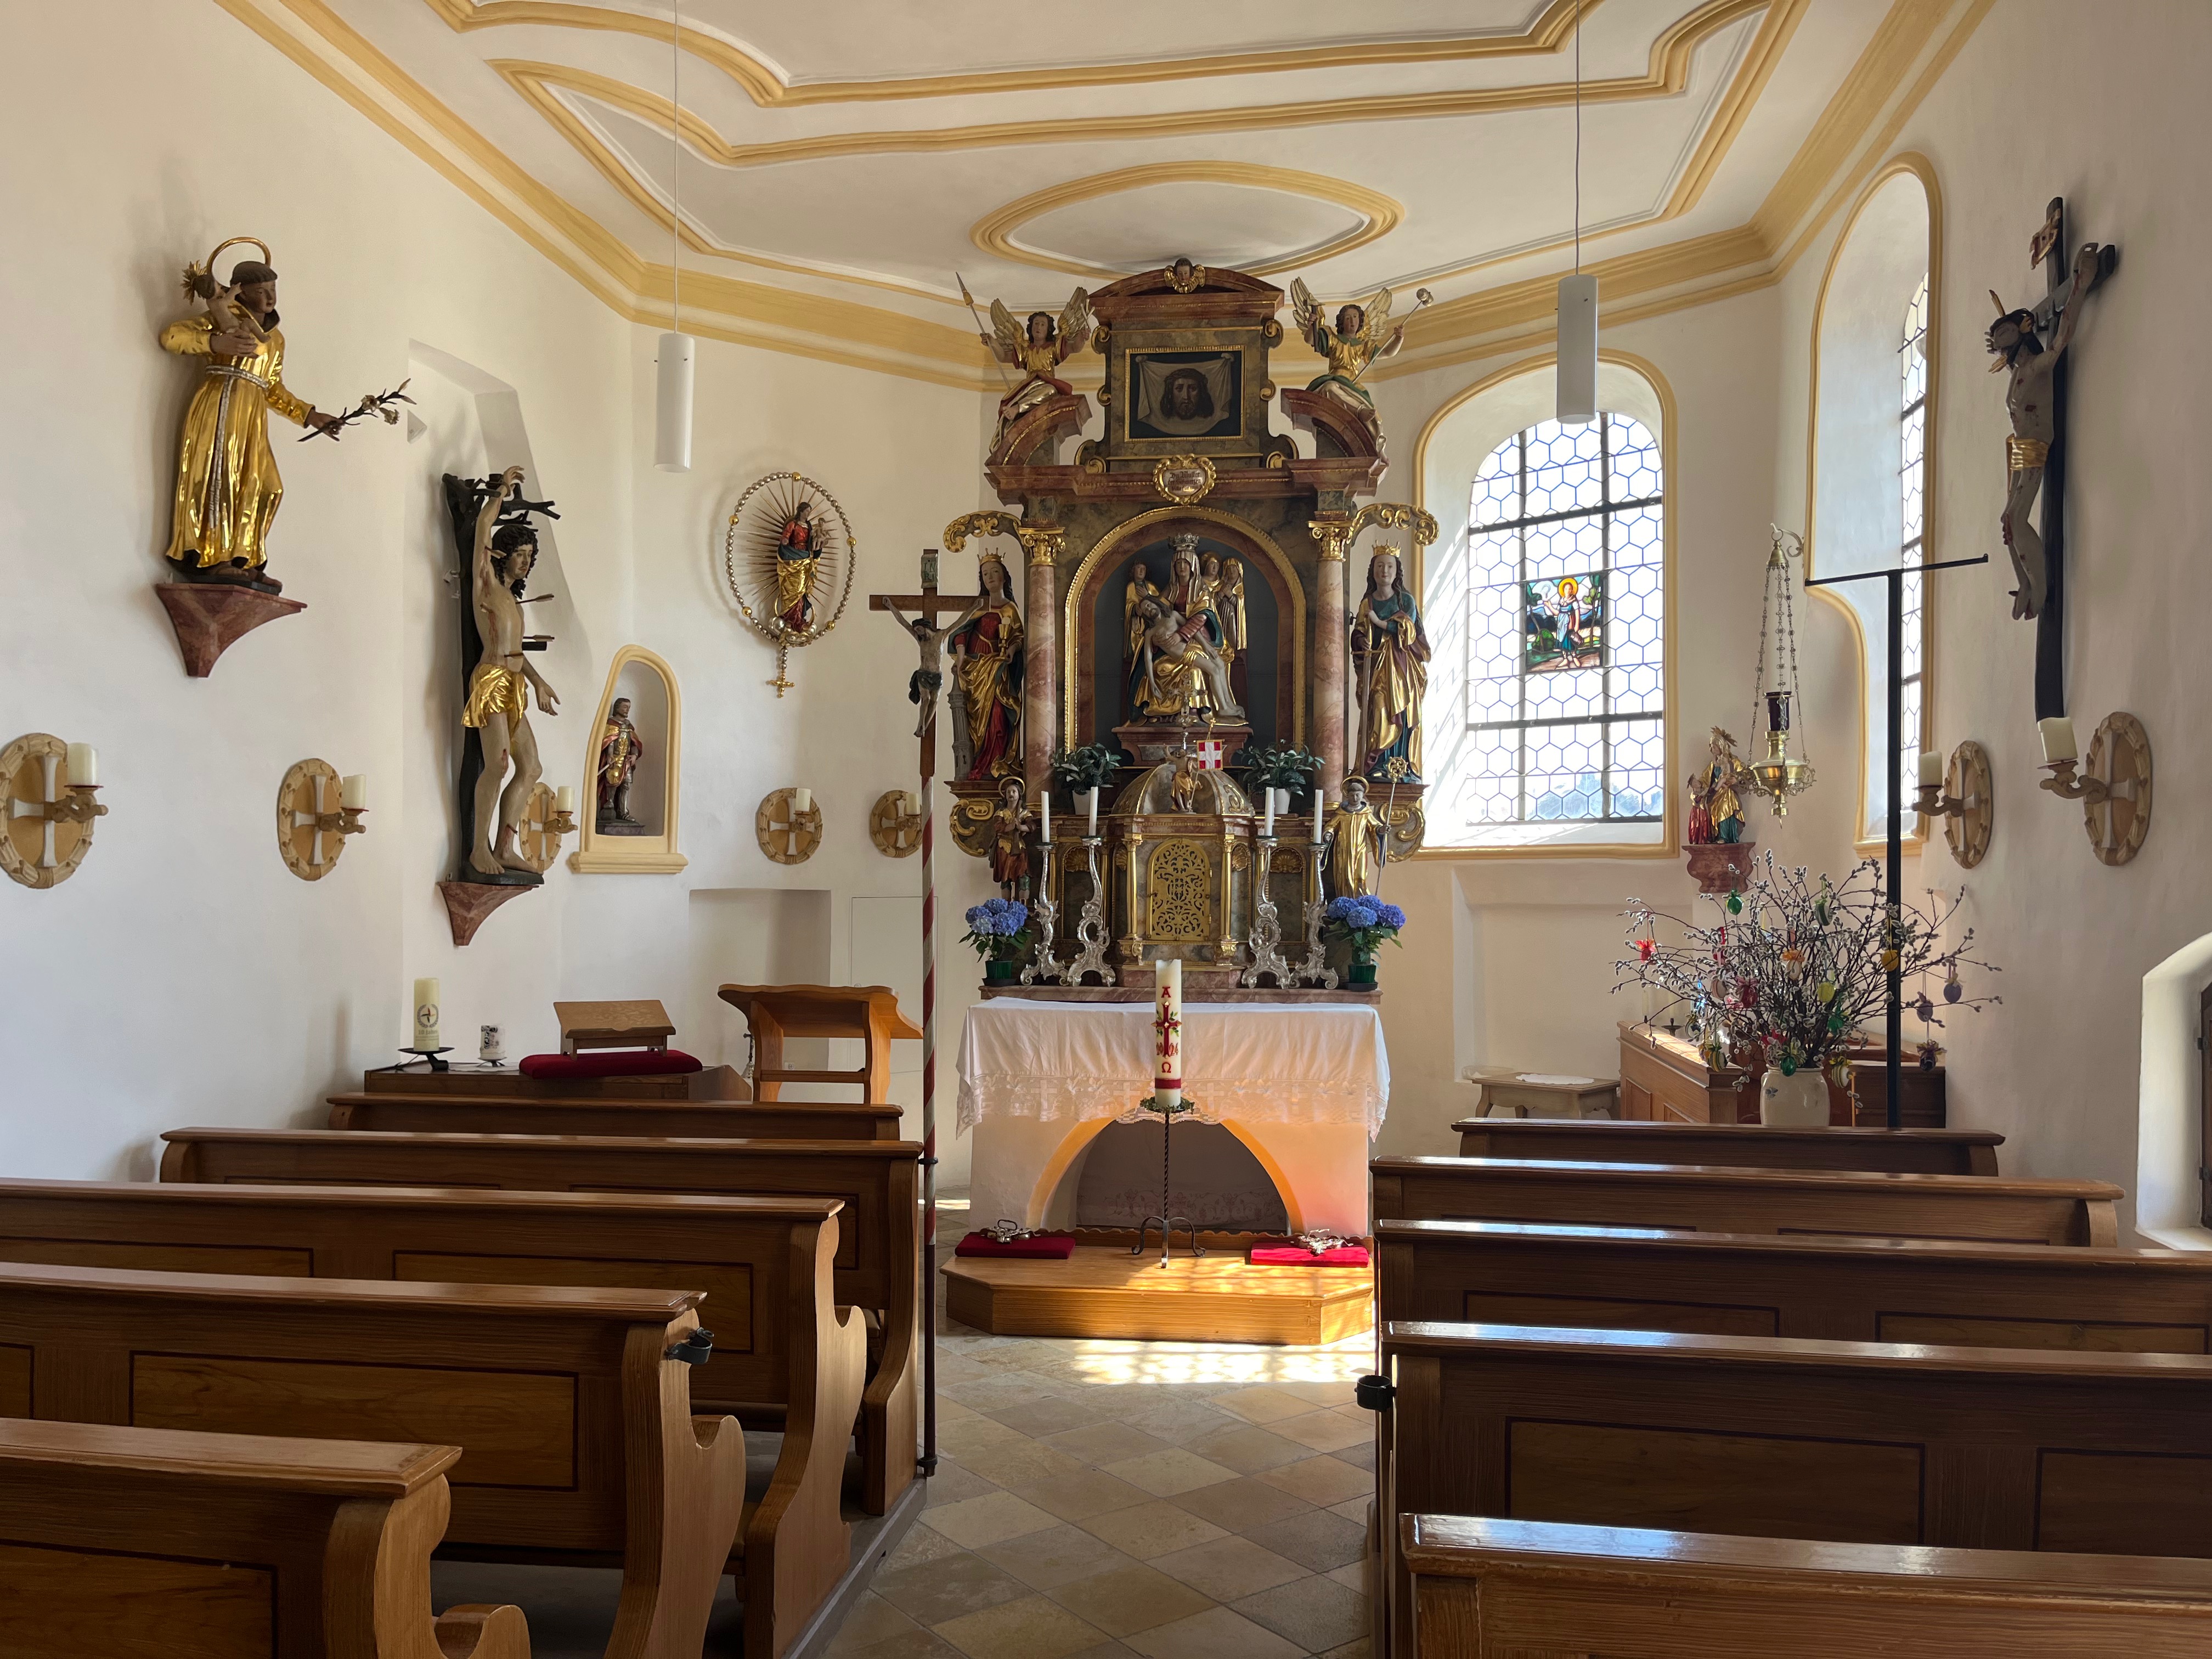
left=1310, top=517, right=1351, bottom=804
left=1019, top=527, right=1062, bottom=794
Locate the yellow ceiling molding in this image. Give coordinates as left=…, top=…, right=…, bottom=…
left=970, top=164, right=1404, bottom=281
left=487, top=0, right=1773, bottom=172
left=427, top=0, right=1604, bottom=105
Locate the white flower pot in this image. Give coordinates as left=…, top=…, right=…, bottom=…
left=1759, top=1065, right=1830, bottom=1127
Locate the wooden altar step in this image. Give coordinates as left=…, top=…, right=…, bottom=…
left=941, top=1242, right=1373, bottom=1346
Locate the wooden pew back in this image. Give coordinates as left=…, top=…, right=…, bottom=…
left=1449, top=1118, right=2002, bottom=1175
left=328, top=1091, right=906, bottom=1141
left=1371, top=1155, right=2119, bottom=1245
left=1402, top=1514, right=2212, bottom=1658
left=0, top=1419, right=529, bottom=1659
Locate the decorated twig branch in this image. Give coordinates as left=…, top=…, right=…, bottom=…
left=298, top=379, right=415, bottom=441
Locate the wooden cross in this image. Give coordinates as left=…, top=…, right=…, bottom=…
left=868, top=549, right=985, bottom=781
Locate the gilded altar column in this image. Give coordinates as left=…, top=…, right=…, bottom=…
left=1310, top=516, right=1352, bottom=803
left=1018, top=525, right=1063, bottom=793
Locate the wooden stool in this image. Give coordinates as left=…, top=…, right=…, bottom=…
left=1462, top=1067, right=1620, bottom=1120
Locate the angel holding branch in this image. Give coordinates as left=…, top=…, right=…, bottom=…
left=973, top=286, right=1093, bottom=436
left=1289, top=279, right=1429, bottom=413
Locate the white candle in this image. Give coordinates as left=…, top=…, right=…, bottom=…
left=64, top=743, right=96, bottom=787
left=1262, top=786, right=1276, bottom=838
left=412, top=978, right=441, bottom=1050
left=555, top=783, right=576, bottom=813
left=792, top=787, right=813, bottom=815
left=903, top=790, right=921, bottom=818
left=1086, top=785, right=1099, bottom=837
left=1917, top=752, right=1944, bottom=788
left=2038, top=716, right=2078, bottom=764
left=341, top=773, right=369, bottom=809
left=1040, top=791, right=1051, bottom=842
left=1153, top=956, right=1183, bottom=1109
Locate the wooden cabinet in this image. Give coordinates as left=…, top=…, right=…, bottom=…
left=1617, top=1023, right=1759, bottom=1124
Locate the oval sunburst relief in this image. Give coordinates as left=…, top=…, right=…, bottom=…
left=724, top=470, right=856, bottom=696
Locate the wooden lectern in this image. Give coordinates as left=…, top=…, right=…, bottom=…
left=717, top=984, right=920, bottom=1102
left=554, top=998, right=675, bottom=1054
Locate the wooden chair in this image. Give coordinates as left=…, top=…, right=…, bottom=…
left=1402, top=1513, right=2212, bottom=1657
left=716, top=984, right=919, bottom=1103
left=161, top=1126, right=921, bottom=1516
left=0, top=1419, right=529, bottom=1658
left=0, top=1176, right=866, bottom=1659
left=328, top=1091, right=905, bottom=1141
left=1448, top=1118, right=2002, bottom=1175
left=1370, top=1155, right=2119, bottom=1245
left=0, top=1261, right=740, bottom=1659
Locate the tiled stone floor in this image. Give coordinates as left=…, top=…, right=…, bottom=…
left=830, top=1312, right=1376, bottom=1659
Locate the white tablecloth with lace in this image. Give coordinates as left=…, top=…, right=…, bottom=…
left=955, top=1001, right=1390, bottom=1138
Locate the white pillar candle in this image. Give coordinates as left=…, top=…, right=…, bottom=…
left=1039, top=791, right=1051, bottom=842
left=1262, top=787, right=1276, bottom=839
left=792, top=787, right=813, bottom=815
left=1086, top=786, right=1099, bottom=837
left=1917, top=752, right=1944, bottom=788
left=2038, top=716, right=2078, bottom=764
left=903, top=790, right=921, bottom=818
left=1153, top=956, right=1183, bottom=1109
left=341, top=773, right=369, bottom=809
left=555, top=783, right=576, bottom=814
left=412, top=978, right=440, bottom=1050
left=64, top=743, right=96, bottom=787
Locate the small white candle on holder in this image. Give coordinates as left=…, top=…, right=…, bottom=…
left=555, top=783, right=576, bottom=814
left=792, top=787, right=813, bottom=815
left=1262, top=786, right=1276, bottom=839
left=341, top=773, right=369, bottom=810
left=1917, top=751, right=1944, bottom=789
left=1153, top=956, right=1183, bottom=1110
left=2038, top=716, right=2078, bottom=765
left=64, top=743, right=96, bottom=787
left=1040, top=791, right=1051, bottom=842
left=1086, top=785, right=1099, bottom=837
left=411, top=978, right=441, bottom=1051
left=903, top=790, right=921, bottom=819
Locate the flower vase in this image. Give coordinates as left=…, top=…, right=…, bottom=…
left=1348, top=957, right=1379, bottom=989
left=1759, top=1065, right=1829, bottom=1127
left=984, top=960, right=1017, bottom=986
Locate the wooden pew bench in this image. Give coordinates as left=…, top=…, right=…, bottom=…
left=1449, top=1118, right=2002, bottom=1175
left=1377, top=1218, right=2212, bottom=1349
left=328, top=1092, right=906, bottom=1141
left=1402, top=1513, right=2212, bottom=1658
left=0, top=1177, right=864, bottom=1658
left=1375, top=1319, right=2212, bottom=1651
left=1371, top=1154, right=2118, bottom=1245
left=0, top=1419, right=529, bottom=1659
left=161, top=1126, right=921, bottom=1516
left=0, top=1261, right=737, bottom=1659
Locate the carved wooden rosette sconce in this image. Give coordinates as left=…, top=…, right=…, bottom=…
left=275, top=759, right=368, bottom=881
left=756, top=788, right=822, bottom=865
left=1, top=733, right=105, bottom=890
left=1914, top=740, right=1994, bottom=870
left=512, top=782, right=574, bottom=874
left=870, top=790, right=923, bottom=858
left=2041, top=713, right=2152, bottom=866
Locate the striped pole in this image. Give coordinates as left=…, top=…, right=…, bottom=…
left=918, top=759, right=939, bottom=1476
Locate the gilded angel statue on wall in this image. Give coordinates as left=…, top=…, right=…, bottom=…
left=969, top=280, right=1093, bottom=437
left=1288, top=278, right=1431, bottom=414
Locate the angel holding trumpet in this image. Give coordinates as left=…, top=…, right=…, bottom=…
left=964, top=280, right=1093, bottom=437
left=1289, top=278, right=1431, bottom=413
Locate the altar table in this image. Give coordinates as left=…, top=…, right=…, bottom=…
left=957, top=1001, right=1389, bottom=1236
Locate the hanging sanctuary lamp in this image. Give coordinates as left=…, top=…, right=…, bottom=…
left=653, top=0, right=695, bottom=471
left=1746, top=527, right=1816, bottom=813
left=1556, top=0, right=1597, bottom=424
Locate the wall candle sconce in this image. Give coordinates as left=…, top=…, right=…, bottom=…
left=757, top=787, right=822, bottom=864
left=276, top=760, right=370, bottom=881
left=1914, top=741, right=1994, bottom=869
left=870, top=789, right=923, bottom=857
left=2036, top=712, right=2152, bottom=866
left=2, top=733, right=107, bottom=889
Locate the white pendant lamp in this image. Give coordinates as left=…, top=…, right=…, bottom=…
left=1556, top=0, right=1598, bottom=426
left=655, top=0, right=695, bottom=472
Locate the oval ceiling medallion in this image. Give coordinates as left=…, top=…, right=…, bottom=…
left=972, top=162, right=1403, bottom=279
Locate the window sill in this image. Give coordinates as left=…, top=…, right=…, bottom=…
left=2138, top=1225, right=2212, bottom=1254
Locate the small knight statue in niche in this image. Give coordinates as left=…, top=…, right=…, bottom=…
left=1350, top=545, right=1430, bottom=780
left=1289, top=279, right=1407, bottom=415
left=159, top=242, right=343, bottom=592
left=462, top=465, right=560, bottom=878
left=950, top=552, right=1024, bottom=781
left=595, top=695, right=648, bottom=834
left=986, top=775, right=1034, bottom=899
left=1323, top=775, right=1387, bottom=899
left=1686, top=727, right=1751, bottom=845
left=981, top=289, right=1093, bottom=438
left=1987, top=238, right=2109, bottom=619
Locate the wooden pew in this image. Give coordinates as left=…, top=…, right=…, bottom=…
left=1370, top=1155, right=2119, bottom=1245
left=0, top=1177, right=865, bottom=1658
left=0, top=1419, right=529, bottom=1658
left=1378, top=1218, right=2212, bottom=1350
left=362, top=1063, right=751, bottom=1101
left=328, top=1091, right=906, bottom=1141
left=0, top=1260, right=740, bottom=1659
left=1376, top=1319, right=2212, bottom=1652
left=1449, top=1118, right=2002, bottom=1175
left=161, top=1126, right=921, bottom=1516
left=1402, top=1513, right=2212, bottom=1657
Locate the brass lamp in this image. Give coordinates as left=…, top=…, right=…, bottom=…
left=1746, top=690, right=1816, bottom=814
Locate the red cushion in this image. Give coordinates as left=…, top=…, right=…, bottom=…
left=518, top=1049, right=703, bottom=1080
left=1248, top=1244, right=1370, bottom=1267
left=955, top=1231, right=1076, bottom=1259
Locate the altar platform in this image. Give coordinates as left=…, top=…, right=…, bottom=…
left=942, top=1242, right=1373, bottom=1346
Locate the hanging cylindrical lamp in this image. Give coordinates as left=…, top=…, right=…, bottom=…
left=654, top=0, right=695, bottom=473
left=1747, top=528, right=1816, bottom=814
left=1556, top=0, right=1597, bottom=425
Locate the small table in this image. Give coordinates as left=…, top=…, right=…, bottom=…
left=1461, top=1068, right=1620, bottom=1120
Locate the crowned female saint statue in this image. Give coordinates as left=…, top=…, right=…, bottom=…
left=1350, top=546, right=1431, bottom=780
left=950, top=554, right=1025, bottom=781
left=774, top=500, right=820, bottom=630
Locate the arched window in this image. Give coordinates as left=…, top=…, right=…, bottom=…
left=1896, top=274, right=1929, bottom=830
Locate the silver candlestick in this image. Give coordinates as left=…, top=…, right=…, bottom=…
left=1022, top=844, right=1066, bottom=985
left=1064, top=835, right=1117, bottom=986
left=1240, top=835, right=1297, bottom=987
left=1299, top=896, right=1340, bottom=990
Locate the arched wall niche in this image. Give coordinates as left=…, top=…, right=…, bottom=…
left=1804, top=154, right=1943, bottom=851
left=569, top=643, right=688, bottom=874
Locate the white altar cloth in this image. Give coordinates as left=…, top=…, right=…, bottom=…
left=956, top=1001, right=1390, bottom=1137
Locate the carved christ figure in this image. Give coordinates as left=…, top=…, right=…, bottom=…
left=1988, top=240, right=2106, bottom=619
left=1130, top=595, right=1244, bottom=721
left=463, top=466, right=560, bottom=876
left=886, top=594, right=986, bottom=739
left=981, top=289, right=1093, bottom=433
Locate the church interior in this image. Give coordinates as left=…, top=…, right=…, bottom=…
left=9, top=1, right=2212, bottom=1654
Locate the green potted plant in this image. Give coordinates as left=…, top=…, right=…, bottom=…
left=1049, top=742, right=1125, bottom=797
left=1238, top=740, right=1324, bottom=811
left=1323, top=896, right=1405, bottom=989
left=963, top=898, right=1032, bottom=985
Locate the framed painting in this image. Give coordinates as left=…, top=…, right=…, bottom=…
left=1125, top=350, right=1243, bottom=442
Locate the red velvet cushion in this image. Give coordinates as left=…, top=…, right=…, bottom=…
left=955, top=1231, right=1076, bottom=1259
left=1247, top=1244, right=1370, bottom=1267
left=518, top=1049, right=704, bottom=1080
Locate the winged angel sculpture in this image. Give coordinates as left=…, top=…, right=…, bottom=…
left=1289, top=278, right=1414, bottom=413
left=978, top=287, right=1093, bottom=438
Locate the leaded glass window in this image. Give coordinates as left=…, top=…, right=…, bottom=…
left=1897, top=274, right=1929, bottom=828
left=1460, top=414, right=1664, bottom=825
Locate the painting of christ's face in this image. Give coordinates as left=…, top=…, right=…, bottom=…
left=1128, top=352, right=1240, bottom=441
left=1166, top=372, right=1206, bottom=420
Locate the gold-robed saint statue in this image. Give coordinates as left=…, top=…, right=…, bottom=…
left=1289, top=278, right=1421, bottom=414
left=972, top=283, right=1093, bottom=438
left=950, top=553, right=1025, bottom=781
left=1349, top=545, right=1431, bottom=781
left=1323, top=775, right=1387, bottom=899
